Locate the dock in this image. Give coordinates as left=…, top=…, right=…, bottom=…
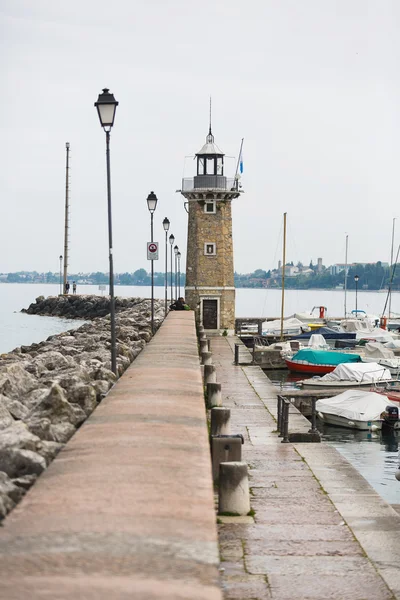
left=1, top=313, right=399, bottom=599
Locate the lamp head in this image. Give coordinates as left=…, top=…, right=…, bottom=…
left=146, top=191, right=158, bottom=213
left=169, top=234, right=175, bottom=245
left=94, top=88, right=118, bottom=131
left=163, top=217, right=170, bottom=232
left=354, top=274, right=359, bottom=283
left=174, top=245, right=179, bottom=255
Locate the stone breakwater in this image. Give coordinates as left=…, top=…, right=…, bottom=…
left=0, top=295, right=165, bottom=520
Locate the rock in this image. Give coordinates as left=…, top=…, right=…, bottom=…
left=36, top=440, right=63, bottom=465
left=0, top=471, right=25, bottom=504
left=29, top=384, right=83, bottom=427
left=67, top=384, right=97, bottom=415
left=12, top=474, right=37, bottom=490
left=0, top=421, right=42, bottom=452
left=0, top=448, right=46, bottom=478
left=25, top=416, right=55, bottom=441
left=0, top=491, right=15, bottom=520
left=0, top=363, right=38, bottom=399
left=49, top=422, right=76, bottom=444
left=0, top=395, right=29, bottom=420
left=0, top=402, right=14, bottom=430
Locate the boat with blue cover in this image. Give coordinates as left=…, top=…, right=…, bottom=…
left=285, top=348, right=362, bottom=375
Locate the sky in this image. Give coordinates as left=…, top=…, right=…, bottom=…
left=1, top=0, right=399, bottom=276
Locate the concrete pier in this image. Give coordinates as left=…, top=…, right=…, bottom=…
left=0, top=313, right=221, bottom=600
left=212, top=336, right=400, bottom=600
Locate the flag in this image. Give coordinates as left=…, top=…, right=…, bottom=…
left=239, top=151, right=244, bottom=174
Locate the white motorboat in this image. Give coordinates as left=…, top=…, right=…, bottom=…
left=316, top=390, right=399, bottom=430
left=361, top=342, right=400, bottom=376
left=299, top=362, right=392, bottom=388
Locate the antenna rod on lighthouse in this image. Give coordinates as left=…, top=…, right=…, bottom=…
left=63, top=142, right=70, bottom=294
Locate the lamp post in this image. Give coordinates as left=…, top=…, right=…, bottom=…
left=354, top=274, right=359, bottom=315
left=177, top=251, right=181, bottom=298
left=147, top=191, right=158, bottom=334
left=94, top=87, right=119, bottom=376
left=162, top=218, right=170, bottom=315
left=169, top=234, right=175, bottom=302
left=174, top=245, right=179, bottom=300
left=59, top=255, right=63, bottom=295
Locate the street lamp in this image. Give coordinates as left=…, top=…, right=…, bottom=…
left=174, top=245, right=179, bottom=300
left=59, top=255, right=63, bottom=295
left=169, top=233, right=175, bottom=302
left=177, top=251, right=181, bottom=298
left=147, top=191, right=158, bottom=334
left=163, top=218, right=170, bottom=316
left=94, top=87, right=119, bottom=376
left=354, top=274, right=359, bottom=315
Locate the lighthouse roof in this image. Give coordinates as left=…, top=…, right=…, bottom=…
left=196, top=129, right=224, bottom=156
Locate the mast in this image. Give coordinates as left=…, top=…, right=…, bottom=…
left=280, top=212, right=287, bottom=341
left=389, top=217, right=396, bottom=318
left=344, top=234, right=348, bottom=317
left=63, top=142, right=70, bottom=294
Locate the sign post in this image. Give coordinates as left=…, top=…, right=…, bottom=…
left=147, top=242, right=159, bottom=260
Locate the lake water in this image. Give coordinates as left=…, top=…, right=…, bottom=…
left=1, top=283, right=399, bottom=505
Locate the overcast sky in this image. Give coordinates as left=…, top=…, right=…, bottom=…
left=1, top=0, right=399, bottom=276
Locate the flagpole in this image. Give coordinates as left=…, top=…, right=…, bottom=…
left=234, top=138, right=244, bottom=189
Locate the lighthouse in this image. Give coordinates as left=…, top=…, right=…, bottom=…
left=180, top=124, right=242, bottom=333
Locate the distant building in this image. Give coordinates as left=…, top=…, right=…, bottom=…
left=317, top=258, right=323, bottom=273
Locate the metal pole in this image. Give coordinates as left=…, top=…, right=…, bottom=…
left=63, top=143, right=70, bottom=294
left=282, top=401, right=290, bottom=443
left=59, top=255, right=62, bottom=295
left=170, top=243, right=173, bottom=303
left=234, top=344, right=239, bottom=365
left=309, top=398, right=318, bottom=434
left=151, top=212, right=154, bottom=334
left=178, top=254, right=181, bottom=297
left=165, top=230, right=168, bottom=316
left=280, top=212, right=287, bottom=340
left=344, top=233, right=348, bottom=317
left=389, top=218, right=396, bottom=318
left=105, top=131, right=117, bottom=376
left=355, top=279, right=358, bottom=315
left=175, top=253, right=178, bottom=299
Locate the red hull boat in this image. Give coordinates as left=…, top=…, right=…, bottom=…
left=284, top=359, right=336, bottom=375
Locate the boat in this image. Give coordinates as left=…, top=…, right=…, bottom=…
left=292, top=326, right=356, bottom=341
left=261, top=317, right=307, bottom=339
left=285, top=348, right=361, bottom=375
left=316, top=390, right=400, bottom=430
left=373, top=381, right=400, bottom=403
left=299, top=362, right=392, bottom=388
left=361, top=342, right=400, bottom=376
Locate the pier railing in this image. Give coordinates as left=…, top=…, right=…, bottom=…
left=277, top=395, right=320, bottom=443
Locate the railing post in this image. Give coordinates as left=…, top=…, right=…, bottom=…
left=282, top=400, right=290, bottom=443
left=277, top=395, right=283, bottom=435
left=252, top=337, right=256, bottom=365
left=308, top=397, right=318, bottom=434
left=258, top=320, right=263, bottom=336
left=234, top=344, right=240, bottom=365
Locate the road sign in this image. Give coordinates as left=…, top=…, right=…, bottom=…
left=147, top=242, right=159, bottom=260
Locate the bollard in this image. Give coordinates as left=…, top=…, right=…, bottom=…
left=282, top=400, right=290, bottom=443
left=201, top=350, right=212, bottom=365
left=218, top=462, right=251, bottom=516
left=198, top=325, right=204, bottom=335
left=204, top=364, right=217, bottom=385
left=211, top=407, right=230, bottom=436
left=211, top=434, right=243, bottom=482
left=207, top=382, right=222, bottom=408
left=199, top=339, right=208, bottom=354
left=207, top=338, right=211, bottom=351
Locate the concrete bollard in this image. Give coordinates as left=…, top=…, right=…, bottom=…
left=198, top=325, right=204, bottom=334
left=207, top=382, right=222, bottom=408
left=211, top=434, right=243, bottom=482
left=201, top=351, right=212, bottom=365
left=218, top=462, right=251, bottom=516
left=211, top=407, right=230, bottom=436
left=204, top=364, right=217, bottom=385
left=199, top=339, right=208, bottom=354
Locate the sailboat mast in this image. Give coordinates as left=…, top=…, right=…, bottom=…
left=280, top=213, right=287, bottom=341
left=344, top=234, right=348, bottom=317
left=63, top=142, right=70, bottom=294
left=389, top=217, right=396, bottom=318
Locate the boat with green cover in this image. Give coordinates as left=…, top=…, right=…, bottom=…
left=285, top=348, right=361, bottom=375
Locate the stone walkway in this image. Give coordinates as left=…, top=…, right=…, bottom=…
left=212, top=337, right=400, bottom=600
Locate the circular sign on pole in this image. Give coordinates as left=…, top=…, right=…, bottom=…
left=147, top=242, right=159, bottom=260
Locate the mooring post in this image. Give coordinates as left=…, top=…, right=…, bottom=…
left=211, top=434, right=244, bottom=482
left=252, top=337, right=256, bottom=365
left=277, top=395, right=283, bottom=436
left=211, top=407, right=231, bottom=436
left=234, top=344, right=240, bottom=365
left=199, top=339, right=208, bottom=354
left=204, top=364, right=217, bottom=385
left=218, top=462, right=251, bottom=516
left=207, top=382, right=222, bottom=408
left=201, top=351, right=212, bottom=366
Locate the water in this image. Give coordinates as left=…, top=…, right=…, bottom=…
left=267, top=369, right=400, bottom=506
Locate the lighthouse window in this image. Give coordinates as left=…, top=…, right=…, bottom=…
left=204, top=243, right=216, bottom=256
left=198, top=157, right=205, bottom=175
left=217, top=157, right=223, bottom=174
left=206, top=157, right=215, bottom=175
left=204, top=199, right=216, bottom=213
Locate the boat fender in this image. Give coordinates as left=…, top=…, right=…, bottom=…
left=347, top=421, right=355, bottom=427
left=317, top=412, right=324, bottom=421
left=370, top=424, right=379, bottom=432
left=395, top=469, right=400, bottom=482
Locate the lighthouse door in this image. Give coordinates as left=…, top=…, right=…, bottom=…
left=202, top=299, right=218, bottom=329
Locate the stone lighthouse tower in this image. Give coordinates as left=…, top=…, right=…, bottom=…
left=180, top=124, right=241, bottom=333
